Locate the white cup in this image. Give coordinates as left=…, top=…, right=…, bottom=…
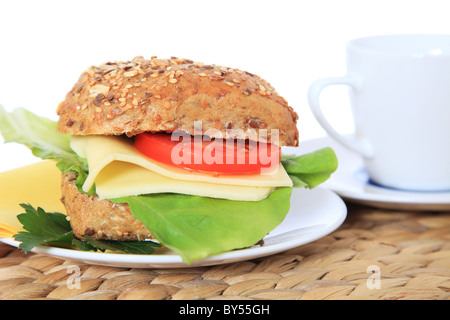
left=308, top=34, right=450, bottom=191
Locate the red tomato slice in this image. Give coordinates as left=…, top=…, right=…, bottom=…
left=134, top=132, right=280, bottom=175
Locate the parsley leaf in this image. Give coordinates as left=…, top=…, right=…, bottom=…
left=81, top=236, right=160, bottom=254
left=13, top=204, right=161, bottom=254
left=14, top=204, right=74, bottom=252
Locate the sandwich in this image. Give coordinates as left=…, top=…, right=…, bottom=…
left=0, top=56, right=337, bottom=264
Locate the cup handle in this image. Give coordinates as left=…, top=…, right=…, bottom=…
left=307, top=75, right=375, bottom=159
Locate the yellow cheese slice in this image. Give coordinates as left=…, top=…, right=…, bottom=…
left=1, top=223, right=19, bottom=238
left=95, top=161, right=275, bottom=201
left=0, top=160, right=65, bottom=235
left=71, top=135, right=293, bottom=196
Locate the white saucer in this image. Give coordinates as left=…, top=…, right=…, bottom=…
left=284, top=136, right=450, bottom=211
left=1, top=187, right=347, bottom=268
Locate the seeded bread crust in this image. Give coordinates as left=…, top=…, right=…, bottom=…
left=57, top=56, right=299, bottom=146
left=61, top=171, right=155, bottom=241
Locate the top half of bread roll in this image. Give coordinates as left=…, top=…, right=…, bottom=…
left=57, top=56, right=299, bottom=146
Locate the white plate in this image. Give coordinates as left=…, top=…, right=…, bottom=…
left=286, top=136, right=450, bottom=211
left=0, top=187, right=346, bottom=268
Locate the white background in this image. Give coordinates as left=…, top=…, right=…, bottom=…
left=1, top=0, right=450, bottom=170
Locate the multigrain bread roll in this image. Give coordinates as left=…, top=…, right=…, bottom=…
left=57, top=56, right=300, bottom=241
left=57, top=56, right=299, bottom=146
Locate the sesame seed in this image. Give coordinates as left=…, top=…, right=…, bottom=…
left=225, top=81, right=234, bottom=87
left=95, top=107, right=102, bottom=113
left=209, top=74, right=224, bottom=81
left=123, top=70, right=138, bottom=77
left=150, top=73, right=159, bottom=78
left=199, top=73, right=207, bottom=77
left=169, top=78, right=178, bottom=84
left=164, top=101, right=171, bottom=109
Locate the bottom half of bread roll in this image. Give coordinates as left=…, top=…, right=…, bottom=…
left=60, top=171, right=155, bottom=241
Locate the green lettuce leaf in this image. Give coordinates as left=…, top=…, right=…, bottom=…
left=0, top=106, right=91, bottom=193
left=108, top=148, right=337, bottom=264
left=110, top=187, right=293, bottom=264
left=282, top=147, right=338, bottom=188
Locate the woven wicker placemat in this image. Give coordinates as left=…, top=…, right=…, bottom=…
left=0, top=203, right=449, bottom=300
